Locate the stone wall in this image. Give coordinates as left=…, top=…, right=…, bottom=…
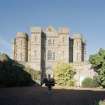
left=72, top=62, right=96, bottom=87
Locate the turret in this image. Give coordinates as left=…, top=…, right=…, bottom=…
left=58, top=27, right=70, bottom=62
left=30, top=27, right=42, bottom=62
left=73, top=33, right=85, bottom=62
left=15, top=32, right=28, bottom=62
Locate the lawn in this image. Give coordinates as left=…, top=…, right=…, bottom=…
left=0, top=86, right=105, bottom=105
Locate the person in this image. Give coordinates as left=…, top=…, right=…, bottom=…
left=43, top=74, right=55, bottom=91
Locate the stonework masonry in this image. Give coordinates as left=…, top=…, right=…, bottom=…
left=12, top=26, right=95, bottom=86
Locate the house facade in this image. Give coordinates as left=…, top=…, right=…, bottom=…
left=12, top=26, right=95, bottom=86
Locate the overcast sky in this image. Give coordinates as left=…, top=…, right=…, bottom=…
left=0, top=0, right=105, bottom=59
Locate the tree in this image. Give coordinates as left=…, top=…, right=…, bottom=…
left=53, top=61, right=76, bottom=86
left=89, top=48, right=105, bottom=88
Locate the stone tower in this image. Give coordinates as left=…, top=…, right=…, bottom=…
left=58, top=27, right=70, bottom=63
left=13, top=32, right=28, bottom=62
left=45, top=26, right=58, bottom=77
left=30, top=27, right=42, bottom=70
left=73, top=33, right=85, bottom=62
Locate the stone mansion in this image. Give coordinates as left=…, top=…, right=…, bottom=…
left=12, top=26, right=95, bottom=86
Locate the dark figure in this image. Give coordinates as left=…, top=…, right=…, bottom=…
left=43, top=74, right=55, bottom=91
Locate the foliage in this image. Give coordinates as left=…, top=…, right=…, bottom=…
left=53, top=61, right=76, bottom=87
left=98, top=100, right=105, bottom=105
left=92, top=76, right=100, bottom=87
left=89, top=48, right=105, bottom=88
left=82, top=77, right=99, bottom=88
left=0, top=53, right=39, bottom=87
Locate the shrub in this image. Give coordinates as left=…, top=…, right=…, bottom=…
left=66, top=80, right=75, bottom=87
left=0, top=53, right=37, bottom=87
left=82, top=77, right=99, bottom=88
left=53, top=61, right=76, bottom=87
left=25, top=67, right=41, bottom=81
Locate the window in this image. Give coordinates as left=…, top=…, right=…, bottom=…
left=48, top=50, right=52, bottom=60
left=53, top=52, right=55, bottom=60
left=62, top=37, right=65, bottom=43
left=48, top=39, right=51, bottom=45
left=34, top=50, right=37, bottom=56
left=47, top=50, right=56, bottom=60
left=62, top=51, right=64, bottom=59
left=76, top=52, right=80, bottom=61
left=53, top=39, right=55, bottom=45
left=77, top=41, right=78, bottom=47
left=48, top=39, right=55, bottom=45
left=35, top=36, right=37, bottom=41
left=31, top=32, right=36, bottom=34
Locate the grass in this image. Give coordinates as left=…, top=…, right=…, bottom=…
left=0, top=86, right=105, bottom=105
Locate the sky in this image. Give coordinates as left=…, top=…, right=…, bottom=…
left=0, top=0, right=105, bottom=59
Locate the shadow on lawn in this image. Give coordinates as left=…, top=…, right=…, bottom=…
left=0, top=86, right=105, bottom=105
left=49, top=88, right=105, bottom=105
